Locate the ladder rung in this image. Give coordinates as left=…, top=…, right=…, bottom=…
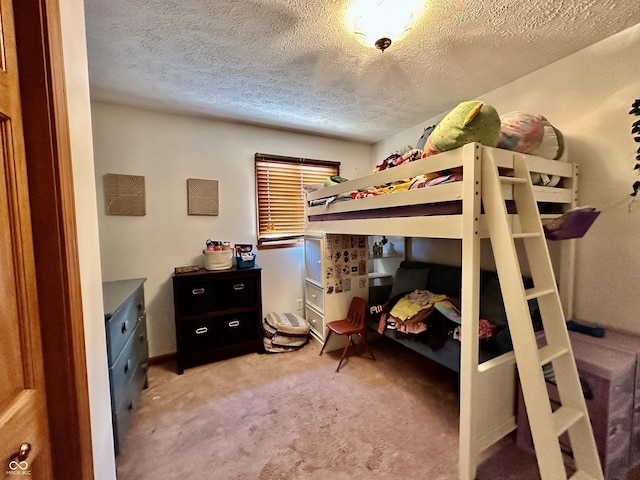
left=538, top=344, right=569, bottom=366
left=499, top=176, right=527, bottom=184
left=552, top=406, right=585, bottom=437
left=569, top=470, right=598, bottom=480
left=512, top=232, right=541, bottom=239
left=525, top=286, right=555, bottom=300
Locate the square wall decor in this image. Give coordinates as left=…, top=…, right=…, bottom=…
left=105, top=173, right=146, bottom=216
left=187, top=178, right=219, bottom=216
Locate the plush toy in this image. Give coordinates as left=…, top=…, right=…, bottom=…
left=423, top=100, right=501, bottom=157
left=497, top=111, right=567, bottom=186
left=323, top=175, right=349, bottom=187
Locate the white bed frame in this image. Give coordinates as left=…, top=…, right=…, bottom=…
left=304, top=143, right=579, bottom=479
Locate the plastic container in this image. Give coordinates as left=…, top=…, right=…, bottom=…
left=203, top=249, right=232, bottom=270
left=235, top=253, right=256, bottom=269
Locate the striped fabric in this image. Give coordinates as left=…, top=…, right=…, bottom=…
left=263, top=312, right=310, bottom=353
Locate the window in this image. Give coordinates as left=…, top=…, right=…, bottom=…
left=255, top=153, right=339, bottom=247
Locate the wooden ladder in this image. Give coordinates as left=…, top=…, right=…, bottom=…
left=480, top=151, right=603, bottom=480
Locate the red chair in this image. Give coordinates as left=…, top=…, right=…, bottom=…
left=319, top=296, right=376, bottom=372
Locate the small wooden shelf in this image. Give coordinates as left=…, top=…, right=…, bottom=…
left=368, top=272, right=393, bottom=279
left=368, top=253, right=402, bottom=259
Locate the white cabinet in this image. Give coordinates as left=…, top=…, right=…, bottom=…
left=303, top=233, right=369, bottom=351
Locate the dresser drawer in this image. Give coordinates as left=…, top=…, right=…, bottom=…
left=305, top=304, right=324, bottom=336
left=106, top=284, right=145, bottom=365
left=176, top=281, right=220, bottom=315
left=305, top=282, right=323, bottom=312
left=214, top=313, right=259, bottom=348
left=113, top=358, right=148, bottom=454
left=109, top=315, right=149, bottom=406
left=221, top=276, right=257, bottom=309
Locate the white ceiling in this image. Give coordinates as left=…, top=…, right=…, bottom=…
left=84, top=0, right=640, bottom=143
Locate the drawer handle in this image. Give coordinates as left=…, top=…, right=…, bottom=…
left=233, top=284, right=245, bottom=291
left=228, top=320, right=240, bottom=328
left=195, top=326, right=208, bottom=335
left=121, top=320, right=128, bottom=334
left=192, top=288, right=205, bottom=295
left=124, top=359, right=131, bottom=375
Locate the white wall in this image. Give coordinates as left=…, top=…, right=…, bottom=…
left=58, top=1, right=116, bottom=479
left=91, top=103, right=372, bottom=357
left=375, top=24, right=640, bottom=334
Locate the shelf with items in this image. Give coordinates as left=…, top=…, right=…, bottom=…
left=367, top=236, right=405, bottom=305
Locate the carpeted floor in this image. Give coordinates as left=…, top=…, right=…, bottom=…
left=115, top=336, right=550, bottom=479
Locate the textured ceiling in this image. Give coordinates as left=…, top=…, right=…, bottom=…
left=84, top=0, right=640, bottom=143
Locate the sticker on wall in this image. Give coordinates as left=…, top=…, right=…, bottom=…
left=325, top=266, right=334, bottom=281
left=187, top=178, right=219, bottom=215
left=358, top=259, right=367, bottom=276
left=359, top=277, right=367, bottom=289
left=341, top=264, right=350, bottom=277
left=342, top=277, right=351, bottom=292
left=105, top=173, right=146, bottom=216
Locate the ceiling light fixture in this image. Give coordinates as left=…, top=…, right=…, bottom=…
left=346, top=0, right=426, bottom=52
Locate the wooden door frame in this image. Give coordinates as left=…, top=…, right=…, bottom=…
left=13, top=1, right=95, bottom=478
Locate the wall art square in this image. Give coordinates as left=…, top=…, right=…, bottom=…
left=187, top=178, right=219, bottom=216
left=105, top=173, right=146, bottom=216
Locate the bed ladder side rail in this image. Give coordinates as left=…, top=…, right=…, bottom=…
left=481, top=152, right=602, bottom=480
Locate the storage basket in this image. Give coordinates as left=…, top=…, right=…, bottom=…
left=235, top=253, right=255, bottom=269
left=203, top=249, right=232, bottom=270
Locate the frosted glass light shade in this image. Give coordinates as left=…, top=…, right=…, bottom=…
left=346, top=0, right=426, bottom=50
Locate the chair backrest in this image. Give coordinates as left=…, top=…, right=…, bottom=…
left=347, top=297, right=367, bottom=331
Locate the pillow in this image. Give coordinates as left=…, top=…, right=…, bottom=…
left=389, top=267, right=429, bottom=300
left=497, top=111, right=567, bottom=186
left=480, top=277, right=508, bottom=329
left=480, top=276, right=540, bottom=329
left=424, top=100, right=501, bottom=156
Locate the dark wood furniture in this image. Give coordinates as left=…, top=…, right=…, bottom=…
left=172, top=266, right=263, bottom=374
left=102, top=278, right=148, bottom=454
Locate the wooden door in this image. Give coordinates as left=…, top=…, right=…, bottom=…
left=0, top=0, right=53, bottom=477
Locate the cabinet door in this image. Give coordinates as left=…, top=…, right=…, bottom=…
left=304, top=236, right=323, bottom=285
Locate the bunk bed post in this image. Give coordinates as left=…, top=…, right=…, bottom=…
left=557, top=163, right=579, bottom=319
left=458, top=143, right=483, bottom=480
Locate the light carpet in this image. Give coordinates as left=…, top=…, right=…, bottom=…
left=116, top=336, right=550, bottom=479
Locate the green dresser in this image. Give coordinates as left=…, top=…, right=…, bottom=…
left=102, top=278, right=148, bottom=454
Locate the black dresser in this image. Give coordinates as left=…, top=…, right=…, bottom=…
left=172, top=266, right=263, bottom=374
left=102, top=278, right=148, bottom=454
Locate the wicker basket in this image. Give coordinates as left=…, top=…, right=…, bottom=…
left=203, top=249, right=232, bottom=270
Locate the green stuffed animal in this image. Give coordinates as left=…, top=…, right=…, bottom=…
left=424, top=100, right=501, bottom=156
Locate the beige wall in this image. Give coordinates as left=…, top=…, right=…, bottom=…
left=375, top=23, right=640, bottom=334
left=91, top=103, right=373, bottom=357
left=58, top=1, right=116, bottom=479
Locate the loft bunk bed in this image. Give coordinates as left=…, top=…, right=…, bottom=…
left=304, top=142, right=602, bottom=480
